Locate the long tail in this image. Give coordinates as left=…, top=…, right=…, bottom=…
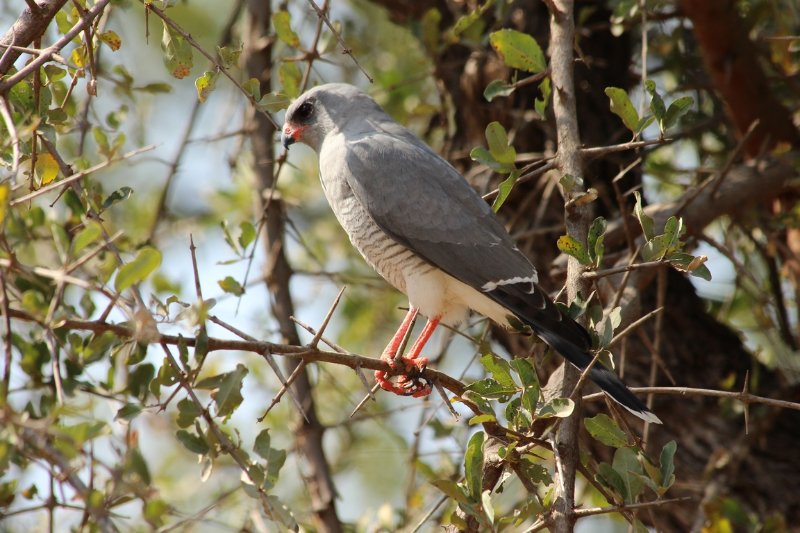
left=486, top=281, right=661, bottom=424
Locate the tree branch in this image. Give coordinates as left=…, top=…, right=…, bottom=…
left=0, top=0, right=69, bottom=75
left=548, top=1, right=585, bottom=531
left=0, top=0, right=111, bottom=93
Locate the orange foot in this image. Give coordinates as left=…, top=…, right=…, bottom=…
left=374, top=355, right=431, bottom=397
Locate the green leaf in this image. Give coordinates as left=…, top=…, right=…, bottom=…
left=195, top=70, right=218, bottom=103
left=584, top=414, right=630, bottom=448
left=470, top=146, right=510, bottom=173
left=485, top=122, right=516, bottom=166
left=492, top=171, right=519, bottom=213
left=176, top=429, right=209, bottom=455
left=635, top=115, right=655, bottom=135
left=431, top=479, right=471, bottom=505
left=279, top=61, right=302, bottom=98
left=161, top=22, right=193, bottom=79
left=272, top=11, right=301, bottom=48
left=72, top=220, right=103, bottom=256
left=633, top=191, right=654, bottom=240
left=481, top=489, right=495, bottom=525
left=612, top=447, right=644, bottom=503
left=464, top=431, right=485, bottom=501
left=143, top=499, right=169, bottom=527
left=207, top=363, right=248, bottom=417
left=419, top=8, right=442, bottom=52
left=659, top=440, right=677, bottom=488
left=258, top=91, right=290, bottom=113
left=218, top=276, right=245, bottom=296
left=536, top=398, right=574, bottom=418
left=605, top=87, right=640, bottom=134
left=645, top=80, right=665, bottom=126
left=663, top=96, right=693, bottom=130
left=136, top=82, right=173, bottom=94
left=176, top=398, right=201, bottom=428
left=253, top=428, right=272, bottom=460
left=242, top=78, right=261, bottom=101
left=669, top=252, right=712, bottom=281
left=238, top=221, right=256, bottom=249
left=115, top=247, right=162, bottom=292
left=489, top=29, right=546, bottom=73
left=466, top=378, right=515, bottom=400
left=597, top=462, right=627, bottom=499
left=535, top=77, right=551, bottom=116
left=557, top=235, right=591, bottom=265
left=509, top=358, right=539, bottom=415
left=642, top=215, right=683, bottom=261
left=115, top=403, right=142, bottom=421
left=468, top=413, right=497, bottom=426
left=483, top=79, right=515, bottom=102
left=587, top=216, right=607, bottom=265
left=102, top=186, right=133, bottom=210
left=480, top=353, right=517, bottom=390
left=217, top=45, right=242, bottom=69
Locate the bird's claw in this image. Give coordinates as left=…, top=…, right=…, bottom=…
left=374, top=356, right=432, bottom=398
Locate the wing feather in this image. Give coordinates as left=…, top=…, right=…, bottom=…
left=342, top=131, right=537, bottom=289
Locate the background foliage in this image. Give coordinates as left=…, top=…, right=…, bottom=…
left=1, top=0, right=799, bottom=531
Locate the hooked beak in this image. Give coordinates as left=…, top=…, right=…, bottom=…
left=281, top=123, right=305, bottom=149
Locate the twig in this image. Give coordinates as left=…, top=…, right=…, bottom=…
left=607, top=307, right=663, bottom=349
left=674, top=119, right=759, bottom=217
left=259, top=356, right=309, bottom=422
left=207, top=314, right=308, bottom=419
left=305, top=0, right=373, bottom=83
left=583, top=386, right=800, bottom=412
left=572, top=496, right=692, bottom=518
left=10, top=144, right=156, bottom=206
left=582, top=259, right=666, bottom=280
left=310, top=286, right=345, bottom=348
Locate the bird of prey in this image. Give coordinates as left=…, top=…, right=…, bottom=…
left=281, top=83, right=660, bottom=424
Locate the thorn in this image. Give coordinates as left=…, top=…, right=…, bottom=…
left=354, top=362, right=375, bottom=399
left=261, top=350, right=309, bottom=423
left=310, top=286, right=346, bottom=348
left=259, top=359, right=308, bottom=423
left=434, top=380, right=459, bottom=421
left=290, top=315, right=348, bottom=353
left=393, top=309, right=418, bottom=366
left=742, top=370, right=750, bottom=435
left=351, top=383, right=381, bottom=418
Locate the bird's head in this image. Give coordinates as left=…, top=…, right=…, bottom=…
left=281, top=83, right=384, bottom=152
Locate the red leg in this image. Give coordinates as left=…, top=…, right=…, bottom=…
left=375, top=313, right=440, bottom=398
left=381, top=307, right=418, bottom=359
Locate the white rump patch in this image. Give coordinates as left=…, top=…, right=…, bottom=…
left=481, top=273, right=539, bottom=293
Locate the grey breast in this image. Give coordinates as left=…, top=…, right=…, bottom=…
left=319, top=165, right=433, bottom=295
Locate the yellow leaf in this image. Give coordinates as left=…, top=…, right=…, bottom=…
left=0, top=184, right=8, bottom=225
left=35, top=153, right=59, bottom=185
left=99, top=30, right=122, bottom=51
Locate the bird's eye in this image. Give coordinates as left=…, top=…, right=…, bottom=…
left=295, top=100, right=314, bottom=122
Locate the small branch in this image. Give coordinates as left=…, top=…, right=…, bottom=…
left=305, top=0, right=373, bottom=83
left=583, top=386, right=800, bottom=412
left=607, top=307, right=663, bottom=349
left=572, top=496, right=692, bottom=518
left=9, top=144, right=156, bottom=206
